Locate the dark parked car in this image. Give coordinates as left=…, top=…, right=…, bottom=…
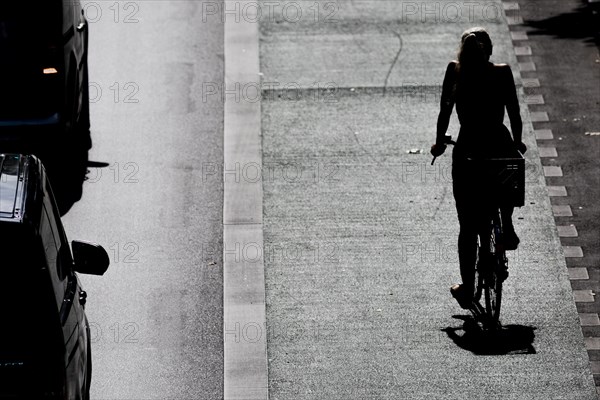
left=0, top=1, right=90, bottom=151
left=0, top=154, right=108, bottom=399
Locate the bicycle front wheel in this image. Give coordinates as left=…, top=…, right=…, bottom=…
left=474, top=241, right=483, bottom=303
left=484, top=211, right=504, bottom=325
left=484, top=271, right=502, bottom=323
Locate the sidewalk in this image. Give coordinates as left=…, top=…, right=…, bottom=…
left=256, top=1, right=596, bottom=398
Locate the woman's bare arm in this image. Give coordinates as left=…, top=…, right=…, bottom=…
left=503, top=65, right=524, bottom=146
left=436, top=61, right=457, bottom=144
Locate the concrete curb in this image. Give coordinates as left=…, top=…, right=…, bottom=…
left=223, top=1, right=268, bottom=398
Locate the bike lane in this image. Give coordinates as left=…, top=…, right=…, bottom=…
left=249, top=0, right=596, bottom=398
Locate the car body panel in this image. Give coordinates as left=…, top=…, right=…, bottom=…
left=0, top=1, right=89, bottom=148
left=0, top=154, right=99, bottom=398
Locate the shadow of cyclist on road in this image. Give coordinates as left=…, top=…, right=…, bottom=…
left=442, top=316, right=536, bottom=355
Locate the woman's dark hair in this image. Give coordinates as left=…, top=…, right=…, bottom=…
left=458, top=27, right=493, bottom=67
left=454, top=27, right=493, bottom=98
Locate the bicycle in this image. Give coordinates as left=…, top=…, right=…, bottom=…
left=470, top=207, right=507, bottom=329
left=432, top=135, right=525, bottom=330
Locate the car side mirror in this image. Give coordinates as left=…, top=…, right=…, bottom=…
left=72, top=240, right=110, bottom=276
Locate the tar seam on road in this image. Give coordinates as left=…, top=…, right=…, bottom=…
left=382, top=29, right=403, bottom=97
left=223, top=1, right=269, bottom=399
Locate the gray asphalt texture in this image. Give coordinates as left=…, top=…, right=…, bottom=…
left=63, top=1, right=224, bottom=398
left=260, top=1, right=596, bottom=398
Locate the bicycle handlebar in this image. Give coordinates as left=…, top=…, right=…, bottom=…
left=431, top=135, right=456, bottom=165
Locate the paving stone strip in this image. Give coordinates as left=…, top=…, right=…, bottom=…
left=503, top=0, right=599, bottom=396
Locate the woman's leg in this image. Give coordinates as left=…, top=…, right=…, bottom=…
left=452, top=153, right=480, bottom=303
left=501, top=206, right=520, bottom=249
left=453, top=157, right=478, bottom=299
left=457, top=207, right=480, bottom=297
left=501, top=206, right=513, bottom=229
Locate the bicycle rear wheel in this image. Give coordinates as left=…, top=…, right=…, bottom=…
left=473, top=240, right=483, bottom=303
left=483, top=213, right=503, bottom=325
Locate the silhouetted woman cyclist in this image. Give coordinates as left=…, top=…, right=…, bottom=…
left=431, top=27, right=527, bottom=308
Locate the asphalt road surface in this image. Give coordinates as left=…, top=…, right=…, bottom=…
left=62, top=1, right=224, bottom=398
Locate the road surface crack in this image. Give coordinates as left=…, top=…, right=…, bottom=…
left=383, top=29, right=403, bottom=96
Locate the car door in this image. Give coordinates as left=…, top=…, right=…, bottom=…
left=64, top=0, right=87, bottom=114
left=40, top=200, right=84, bottom=398
left=62, top=0, right=81, bottom=54
left=68, top=0, right=87, bottom=56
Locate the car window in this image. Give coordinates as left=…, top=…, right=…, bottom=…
left=0, top=4, right=61, bottom=40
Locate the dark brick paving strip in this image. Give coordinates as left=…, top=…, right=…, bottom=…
left=506, top=0, right=600, bottom=391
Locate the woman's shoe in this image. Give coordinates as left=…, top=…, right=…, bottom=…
left=503, top=228, right=520, bottom=250
left=450, top=284, right=473, bottom=309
